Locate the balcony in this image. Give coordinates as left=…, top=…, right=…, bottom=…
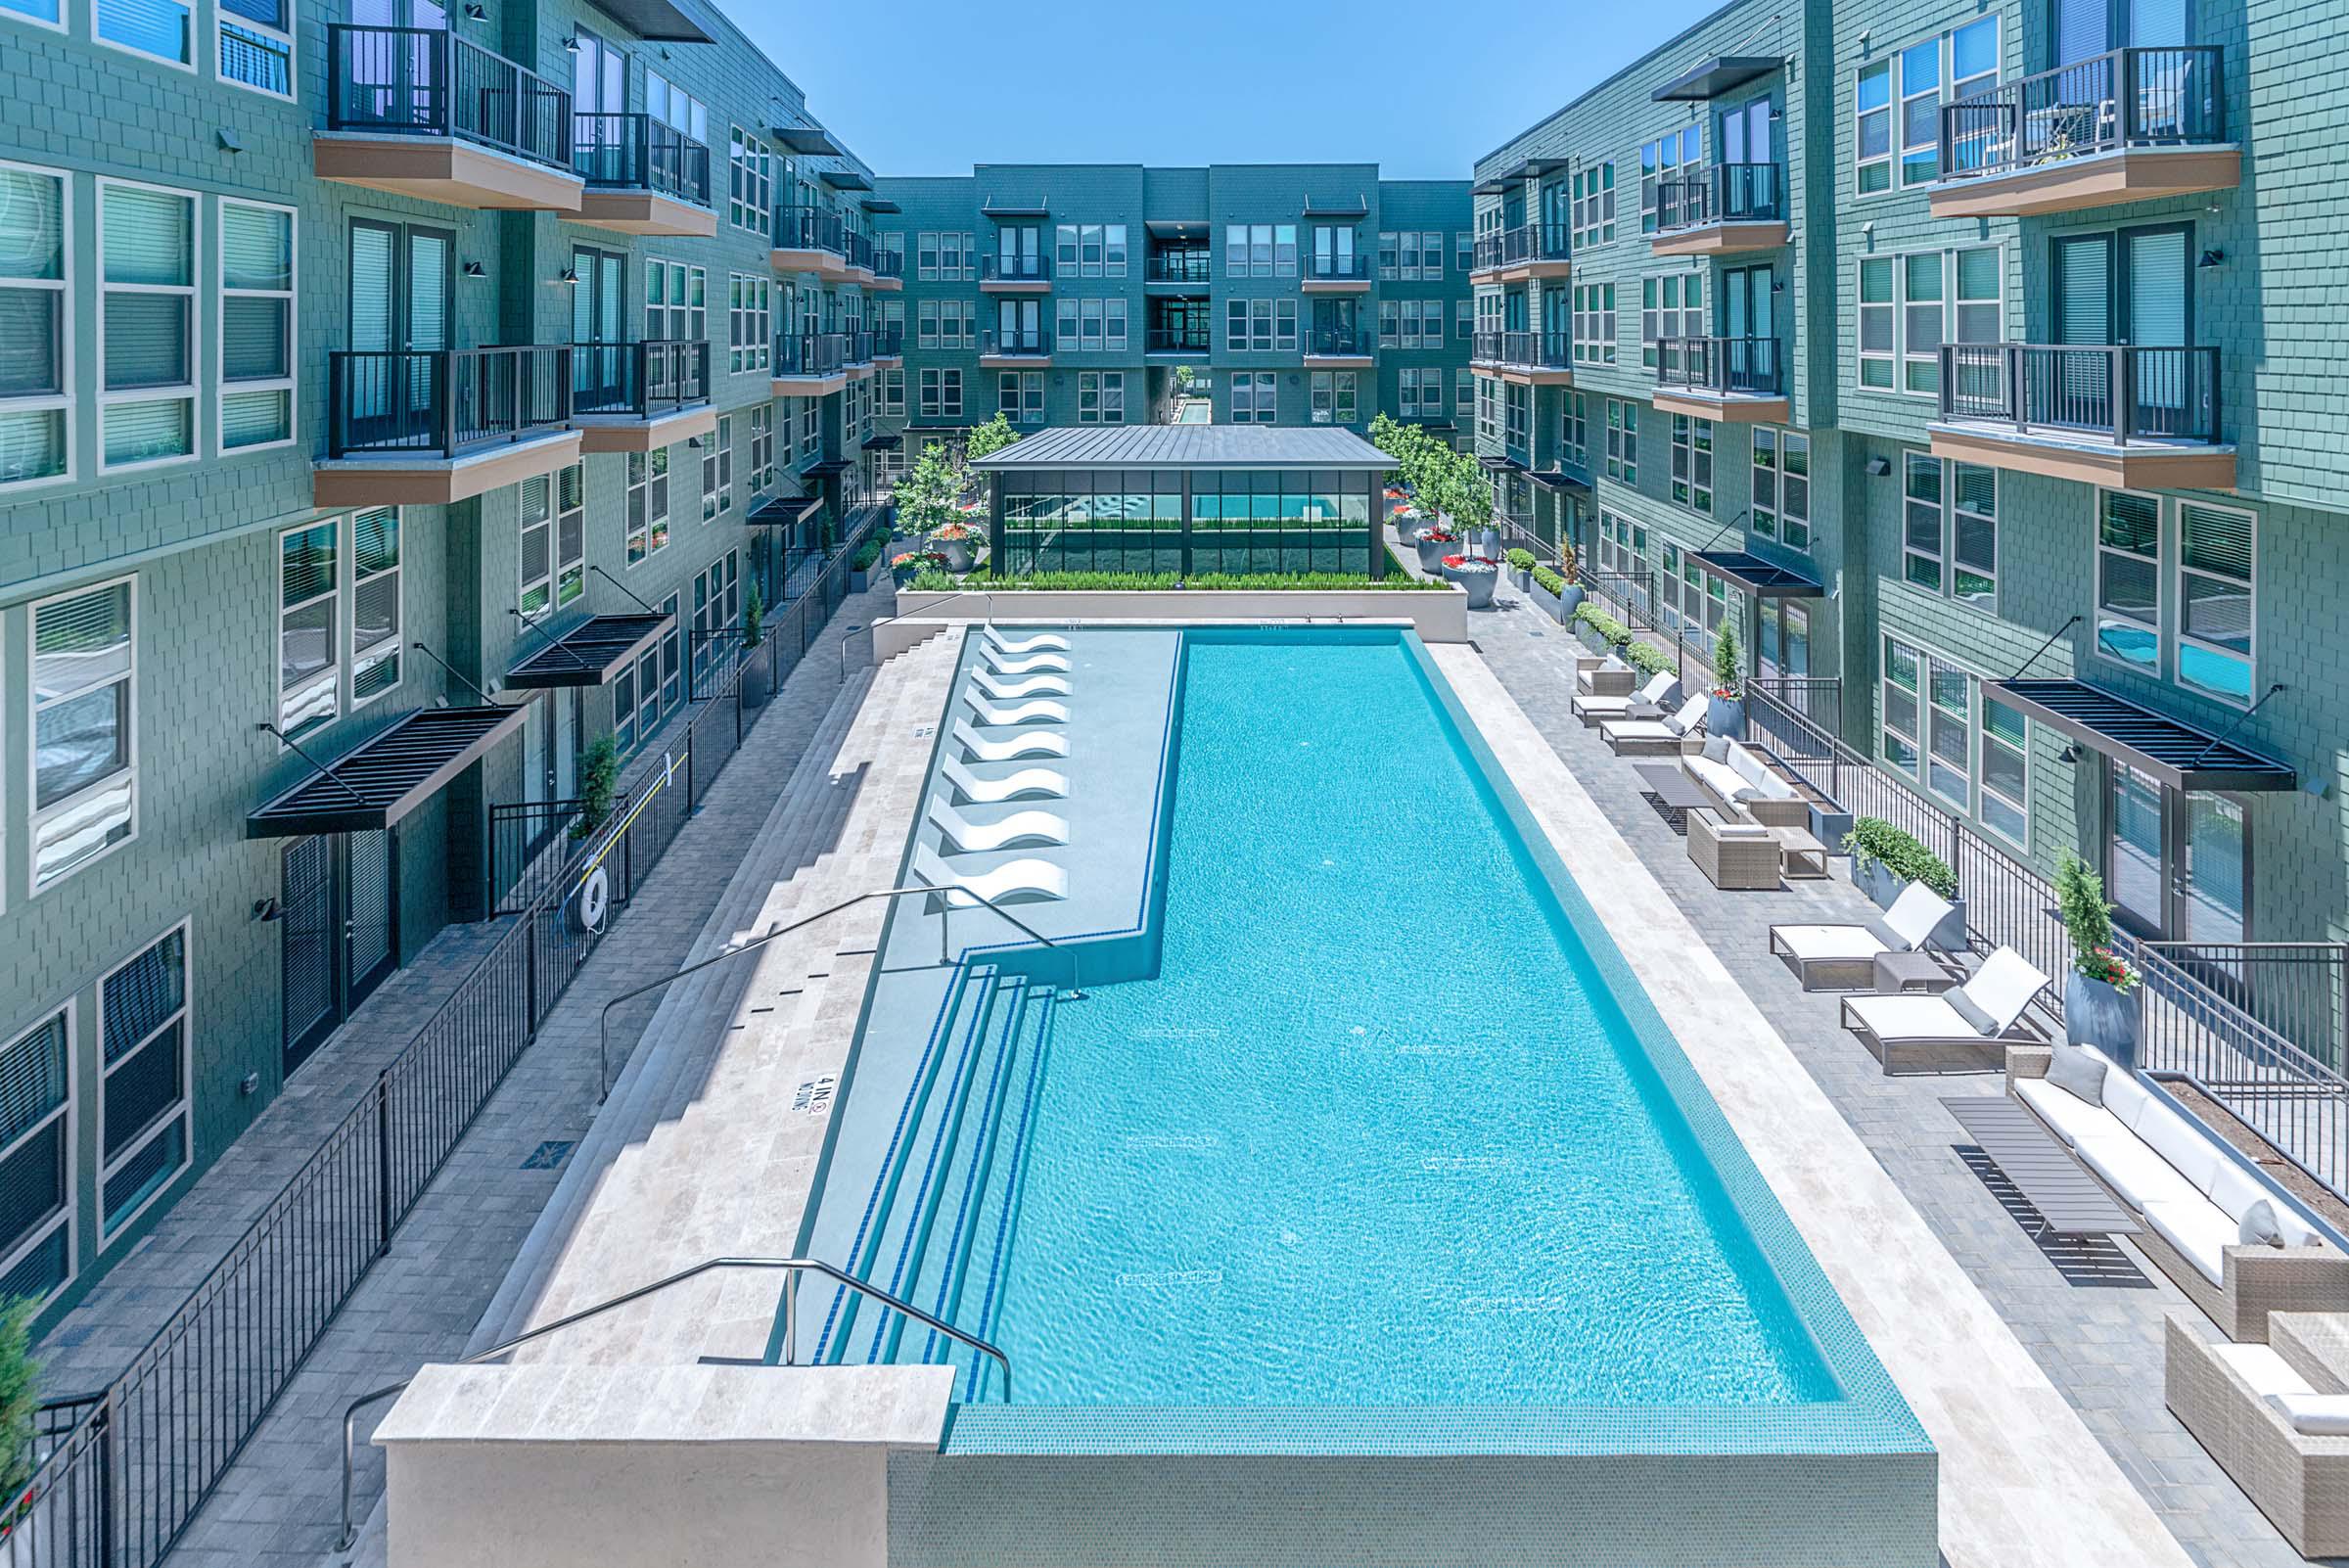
left=1145, top=327, right=1211, bottom=356
left=1469, top=224, right=1571, bottom=284
left=841, top=231, right=880, bottom=284
left=572, top=340, right=712, bottom=453
left=1650, top=164, right=1788, bottom=255
left=979, top=328, right=1053, bottom=367
left=979, top=255, right=1053, bottom=293
left=1301, top=254, right=1373, bottom=293
left=771, top=206, right=855, bottom=280
left=872, top=324, right=904, bottom=361
left=318, top=26, right=582, bottom=211
left=319, top=345, right=578, bottom=506
left=1302, top=327, right=1373, bottom=367
left=1471, top=331, right=1575, bottom=386
left=1144, top=254, right=1214, bottom=287
left=841, top=329, right=878, bottom=378
left=1931, top=343, right=2232, bottom=486
left=571, top=114, right=713, bottom=236
left=1932, top=47, right=2236, bottom=217
left=1652, top=336, right=1786, bottom=421
left=771, top=331, right=849, bottom=395
left=868, top=248, right=904, bottom=292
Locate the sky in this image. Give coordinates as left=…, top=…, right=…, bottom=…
left=733, top=0, right=1727, bottom=180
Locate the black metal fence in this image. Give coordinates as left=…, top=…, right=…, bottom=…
left=14, top=511, right=884, bottom=1568
left=327, top=346, right=573, bottom=458
left=1939, top=343, right=2221, bottom=445
left=1656, top=336, right=1782, bottom=396
left=325, top=25, right=574, bottom=170
left=1939, top=45, right=2225, bottom=180
left=572, top=113, right=710, bottom=204
left=773, top=204, right=846, bottom=256
left=1654, top=161, right=1783, bottom=229
left=1472, top=223, right=1571, bottom=272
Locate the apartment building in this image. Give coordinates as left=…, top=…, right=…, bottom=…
left=0, top=0, right=890, bottom=1322
left=869, top=163, right=1473, bottom=484
left=1475, top=0, right=2341, bottom=952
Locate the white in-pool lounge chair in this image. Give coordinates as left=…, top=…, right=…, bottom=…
left=1599, top=694, right=1709, bottom=756
left=964, top=694, right=1068, bottom=727
left=928, top=798, right=1070, bottom=853
left=983, top=649, right=1073, bottom=676
left=1838, top=945, right=2050, bottom=1074
left=952, top=718, right=1068, bottom=762
left=941, top=755, right=1068, bottom=804
left=912, top=844, right=1067, bottom=907
left=971, top=669, right=1074, bottom=701
left=983, top=626, right=1071, bottom=656
left=1573, top=671, right=1680, bottom=726
left=1768, top=882, right=1958, bottom=992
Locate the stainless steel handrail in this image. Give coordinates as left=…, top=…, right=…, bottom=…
left=598, top=879, right=1081, bottom=1099
left=335, top=1255, right=1010, bottom=1549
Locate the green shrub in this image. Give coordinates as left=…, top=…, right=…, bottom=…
left=907, top=566, right=959, bottom=593
left=1504, top=547, right=1537, bottom=572
left=2055, top=850, right=2138, bottom=989
left=0, top=1299, right=36, bottom=1511
left=1530, top=565, right=1567, bottom=595
left=1622, top=640, right=1677, bottom=678
left=1841, top=816, right=1958, bottom=900
left=851, top=533, right=886, bottom=571
left=741, top=578, right=763, bottom=648
left=573, top=735, right=621, bottom=840
left=1573, top=600, right=1633, bottom=647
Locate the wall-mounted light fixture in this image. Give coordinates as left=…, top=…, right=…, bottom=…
left=216, top=128, right=245, bottom=154
left=564, top=33, right=581, bottom=51
left=462, top=2, right=485, bottom=18
left=462, top=259, right=485, bottom=279
left=557, top=266, right=579, bottom=285
left=2058, top=744, right=2083, bottom=764
left=2197, top=249, right=2226, bottom=269
left=1864, top=455, right=1891, bottom=477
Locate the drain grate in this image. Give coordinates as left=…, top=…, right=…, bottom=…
left=522, top=1140, right=576, bottom=1170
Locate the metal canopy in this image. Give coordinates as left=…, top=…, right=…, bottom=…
left=247, top=706, right=527, bottom=838
left=1692, top=549, right=1823, bottom=598
left=982, top=200, right=1049, bottom=219
left=748, top=495, right=822, bottom=526
left=1652, top=55, right=1781, bottom=101
left=1527, top=467, right=1591, bottom=493
left=1987, top=680, right=2297, bottom=794
left=969, top=425, right=1393, bottom=473
left=1302, top=195, right=1369, bottom=218
left=820, top=169, right=873, bottom=192
left=860, top=196, right=901, bottom=213
left=806, top=456, right=853, bottom=476
left=861, top=433, right=901, bottom=450
left=505, top=613, right=673, bottom=691
left=1478, top=453, right=1526, bottom=472
left=1471, top=175, right=1509, bottom=197
left=582, top=0, right=712, bottom=43
left=772, top=125, right=843, bottom=156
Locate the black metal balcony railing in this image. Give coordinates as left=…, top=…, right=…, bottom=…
left=1653, top=163, right=1784, bottom=230
left=1145, top=326, right=1211, bottom=353
left=1145, top=253, right=1214, bottom=285
left=844, top=231, right=876, bottom=273
left=1655, top=335, right=1782, bottom=395
left=1304, top=253, right=1372, bottom=282
left=326, top=25, right=574, bottom=171
left=980, top=327, right=1052, bottom=355
left=572, top=114, right=710, bottom=206
left=980, top=254, right=1052, bottom=283
left=872, top=323, right=903, bottom=356
left=774, top=204, right=846, bottom=257
left=774, top=331, right=847, bottom=378
left=1940, top=46, right=2225, bottom=180
left=1472, top=223, right=1572, bottom=272
left=328, top=345, right=572, bottom=457
left=841, top=329, right=875, bottom=366
left=1939, top=343, right=2221, bottom=444
left=572, top=339, right=710, bottom=417
left=871, top=249, right=904, bottom=280
left=1305, top=327, right=1368, bottom=356
left=1473, top=330, right=1573, bottom=370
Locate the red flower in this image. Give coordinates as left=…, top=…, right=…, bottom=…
left=1443, top=554, right=1465, bottom=568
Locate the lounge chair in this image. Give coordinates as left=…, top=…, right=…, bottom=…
left=1600, top=694, right=1709, bottom=756
left=1838, top=945, right=2050, bottom=1074
left=964, top=694, right=1068, bottom=727
left=983, top=649, right=1072, bottom=676
left=928, top=798, right=1070, bottom=853
left=941, top=755, right=1067, bottom=804
left=970, top=669, right=1073, bottom=700
left=952, top=718, right=1067, bottom=762
left=983, top=626, right=1070, bottom=656
left=1768, top=882, right=1958, bottom=991
left=1573, top=671, right=1680, bottom=726
left=912, top=844, right=1067, bottom=908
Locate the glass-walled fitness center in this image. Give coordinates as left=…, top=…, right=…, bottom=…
left=970, top=427, right=1396, bottom=577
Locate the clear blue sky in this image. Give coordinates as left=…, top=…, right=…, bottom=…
left=735, top=0, right=1727, bottom=180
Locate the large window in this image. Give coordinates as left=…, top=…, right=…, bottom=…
left=99, top=0, right=191, bottom=66
left=32, top=578, right=137, bottom=890
left=703, top=413, right=733, bottom=521
left=747, top=404, right=774, bottom=491
left=1751, top=428, right=1809, bottom=550
left=1223, top=223, right=1295, bottom=279
left=0, top=1011, right=71, bottom=1302
left=277, top=522, right=337, bottom=739
left=728, top=126, right=771, bottom=233
left=1856, top=15, right=1997, bottom=193
left=350, top=506, right=400, bottom=705
left=1669, top=414, right=1712, bottom=514
left=1604, top=398, right=1636, bottom=483
left=0, top=163, right=69, bottom=488
left=520, top=464, right=585, bottom=618
left=1573, top=283, right=1615, bottom=364
left=999, top=370, right=1043, bottom=425
left=1053, top=223, right=1128, bottom=278
left=1640, top=273, right=1702, bottom=370
left=1229, top=371, right=1276, bottom=424
left=1980, top=696, right=2030, bottom=849
left=1902, top=453, right=1943, bottom=591
left=2178, top=502, right=2255, bottom=706
left=1858, top=246, right=2001, bottom=394
left=646, top=259, right=705, bottom=344
left=220, top=199, right=294, bottom=450
left=1571, top=163, right=1615, bottom=247
left=626, top=447, right=670, bottom=564
left=218, top=0, right=292, bottom=95
left=100, top=181, right=196, bottom=470
left=727, top=274, right=768, bottom=373
left=1640, top=126, right=1701, bottom=233
left=2096, top=489, right=2160, bottom=673
left=1077, top=371, right=1125, bottom=424
left=1309, top=370, right=1357, bottom=426
left=1882, top=635, right=1985, bottom=813
left=100, top=923, right=190, bottom=1233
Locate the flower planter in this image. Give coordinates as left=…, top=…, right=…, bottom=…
left=850, top=566, right=873, bottom=593
left=1576, top=622, right=1617, bottom=658
left=1853, top=866, right=1971, bottom=950
left=1706, top=695, right=1747, bottom=743
left=932, top=535, right=976, bottom=574
left=1414, top=535, right=1457, bottom=574
left=1393, top=511, right=1424, bottom=544
left=1442, top=560, right=1498, bottom=609
left=2065, top=971, right=2142, bottom=1066
left=741, top=650, right=771, bottom=707
left=1556, top=583, right=1586, bottom=622
left=1467, top=528, right=1502, bottom=560
left=1509, top=566, right=1532, bottom=592
left=1527, top=577, right=1562, bottom=621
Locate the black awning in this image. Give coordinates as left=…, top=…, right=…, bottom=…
left=860, top=196, right=901, bottom=213
left=583, top=0, right=712, bottom=42
left=820, top=169, right=873, bottom=192
left=1652, top=55, right=1781, bottom=101
left=1988, top=680, right=2297, bottom=793
left=1527, top=467, right=1591, bottom=494
left=806, top=457, right=853, bottom=477
left=1404, top=418, right=1455, bottom=431
left=862, top=433, right=901, bottom=450
left=506, top=613, right=672, bottom=691
left=1302, top=196, right=1369, bottom=218
left=248, top=706, right=527, bottom=838
left=1478, top=453, right=1526, bottom=472
left=1471, top=175, right=1509, bottom=197
left=748, top=494, right=822, bottom=526
left=982, top=201, right=1049, bottom=219
left=1692, top=549, right=1823, bottom=598
left=773, top=125, right=843, bottom=156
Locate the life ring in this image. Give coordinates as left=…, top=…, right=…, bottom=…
left=568, top=864, right=611, bottom=934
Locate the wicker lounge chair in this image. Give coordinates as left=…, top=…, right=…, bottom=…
left=2167, top=1312, right=2349, bottom=1555
left=1838, top=945, right=2050, bottom=1073
left=1600, top=693, right=1710, bottom=756
left=1769, top=882, right=1958, bottom=991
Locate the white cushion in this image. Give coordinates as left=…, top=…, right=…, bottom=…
left=1638, top=671, right=1681, bottom=705
left=1601, top=719, right=1678, bottom=744
left=2076, top=1132, right=2203, bottom=1212
left=1754, top=768, right=1796, bottom=800
left=2015, top=1078, right=2127, bottom=1149
left=2143, top=1195, right=2237, bottom=1286
left=1712, top=821, right=1771, bottom=839
left=2097, top=1063, right=2153, bottom=1129
left=1683, top=757, right=1752, bottom=804
left=2134, top=1103, right=2225, bottom=1193
left=2205, top=1159, right=2271, bottom=1224
left=1951, top=947, right=2051, bottom=1036
left=1728, top=745, right=1772, bottom=790
left=1776, top=924, right=1891, bottom=962
left=1666, top=694, right=1710, bottom=734
left=2269, top=1393, right=2349, bottom=1436
left=2215, top=1342, right=2308, bottom=1399
left=1880, top=882, right=1954, bottom=950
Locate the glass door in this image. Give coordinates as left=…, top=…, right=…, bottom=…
left=571, top=245, right=624, bottom=404
left=2120, top=224, right=2191, bottom=436
left=2184, top=792, right=2248, bottom=942
left=2052, top=231, right=2114, bottom=430
left=347, top=219, right=450, bottom=448
left=2106, top=761, right=2168, bottom=936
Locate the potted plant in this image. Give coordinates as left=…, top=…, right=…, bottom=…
left=0, top=1298, right=40, bottom=1564
left=930, top=521, right=978, bottom=574
left=1445, top=452, right=1501, bottom=560
left=1554, top=538, right=1586, bottom=621
left=849, top=532, right=886, bottom=593
left=1528, top=563, right=1569, bottom=622
left=1414, top=524, right=1457, bottom=575
left=572, top=735, right=622, bottom=841
left=1706, top=621, right=1746, bottom=742
left=1441, top=553, right=1498, bottom=610
left=1840, top=817, right=1968, bottom=946
left=739, top=579, right=769, bottom=707
left=2055, top=850, right=2142, bottom=1063
left=1504, top=547, right=1536, bottom=593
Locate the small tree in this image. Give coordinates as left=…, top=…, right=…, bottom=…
left=895, top=439, right=968, bottom=539
left=741, top=578, right=763, bottom=649
left=1174, top=364, right=1194, bottom=393
left=1711, top=619, right=1742, bottom=699
left=2055, top=850, right=2139, bottom=989
left=573, top=734, right=622, bottom=839
left=1557, top=535, right=1581, bottom=586
left=1448, top=453, right=1495, bottom=534
left=964, top=412, right=1020, bottom=461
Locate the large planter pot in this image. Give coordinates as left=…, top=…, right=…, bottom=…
left=1576, top=623, right=1616, bottom=657
left=850, top=565, right=873, bottom=593
left=1443, top=561, right=1499, bottom=609
left=933, top=535, right=976, bottom=574
left=1393, top=511, right=1424, bottom=544
left=1706, top=694, right=1747, bottom=742
left=1508, top=565, right=1532, bottom=592
left=1414, top=535, right=1456, bottom=574
left=1528, top=578, right=1562, bottom=622
left=2065, top=972, right=2142, bottom=1066
left=1556, top=584, right=1587, bottom=622
left=741, top=652, right=771, bottom=708
left=1468, top=528, right=1503, bottom=560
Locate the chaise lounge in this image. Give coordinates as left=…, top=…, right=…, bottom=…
left=983, top=626, right=1071, bottom=656
left=912, top=844, right=1067, bottom=907
left=1838, top=945, right=2050, bottom=1073
left=941, top=756, right=1068, bottom=804
left=1600, top=694, right=1709, bottom=756
left=927, top=799, right=1071, bottom=853
left=2167, top=1310, right=2349, bottom=1556
left=1573, top=671, right=1679, bottom=726
left=971, top=669, right=1074, bottom=700
left=953, top=717, right=1067, bottom=763
left=1769, top=882, right=1958, bottom=991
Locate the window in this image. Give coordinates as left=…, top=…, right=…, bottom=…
left=1106, top=297, right=1128, bottom=352
left=1859, top=16, right=1999, bottom=193
left=100, top=923, right=190, bottom=1233
left=1504, top=383, right=1531, bottom=451
left=747, top=404, right=774, bottom=491
left=703, top=413, right=733, bottom=521
left=2095, top=489, right=2162, bottom=673
left=1222, top=223, right=1293, bottom=279
left=1562, top=391, right=1589, bottom=462
left=1573, top=283, right=1615, bottom=363
left=32, top=578, right=136, bottom=889
left=1604, top=398, right=1636, bottom=483
left=1951, top=461, right=1996, bottom=606
left=1924, top=660, right=1972, bottom=808
left=0, top=1012, right=70, bottom=1302
left=645, top=259, right=705, bottom=344
left=1859, top=258, right=1895, bottom=389
left=2177, top=502, right=2255, bottom=705
left=0, top=164, right=69, bottom=487
left=1475, top=373, right=1497, bottom=443
left=728, top=126, right=771, bottom=233
left=1670, top=414, right=1712, bottom=513
left=1745, top=427, right=1805, bottom=550
left=1859, top=245, right=2000, bottom=395
left=1457, top=231, right=1475, bottom=272
left=1225, top=298, right=1289, bottom=352
left=999, top=370, right=1042, bottom=424
left=1456, top=298, right=1474, bottom=343
left=219, top=199, right=293, bottom=449
left=1881, top=636, right=1921, bottom=776
left=1078, top=370, right=1125, bottom=424
left=1455, top=368, right=1475, bottom=422
left=645, top=69, right=708, bottom=146
left=218, top=0, right=291, bottom=95
left=99, top=0, right=191, bottom=66
left=626, top=447, right=670, bottom=564
left=1902, top=252, right=1942, bottom=394
left=277, top=522, right=337, bottom=739
left=881, top=366, right=903, bottom=418
left=351, top=506, right=400, bottom=705
left=1856, top=59, right=1893, bottom=194
left=520, top=464, right=584, bottom=618
left=1309, top=370, right=1357, bottom=425
left=1377, top=300, right=1398, bottom=348
left=1902, top=453, right=1943, bottom=591
left=1229, top=371, right=1276, bottom=424
left=1640, top=126, right=1701, bottom=234
left=100, top=181, right=196, bottom=470
left=917, top=231, right=939, bottom=281
left=1640, top=273, right=1702, bottom=370
left=920, top=367, right=961, bottom=420
left=1571, top=163, right=1615, bottom=247
left=3, top=0, right=63, bottom=26
left=1980, top=696, right=2030, bottom=848
left=797, top=395, right=818, bottom=458
left=727, top=274, right=769, bottom=374
left=1377, top=231, right=1399, bottom=280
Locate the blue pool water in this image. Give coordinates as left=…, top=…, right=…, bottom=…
left=970, top=629, right=1835, bottom=1407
